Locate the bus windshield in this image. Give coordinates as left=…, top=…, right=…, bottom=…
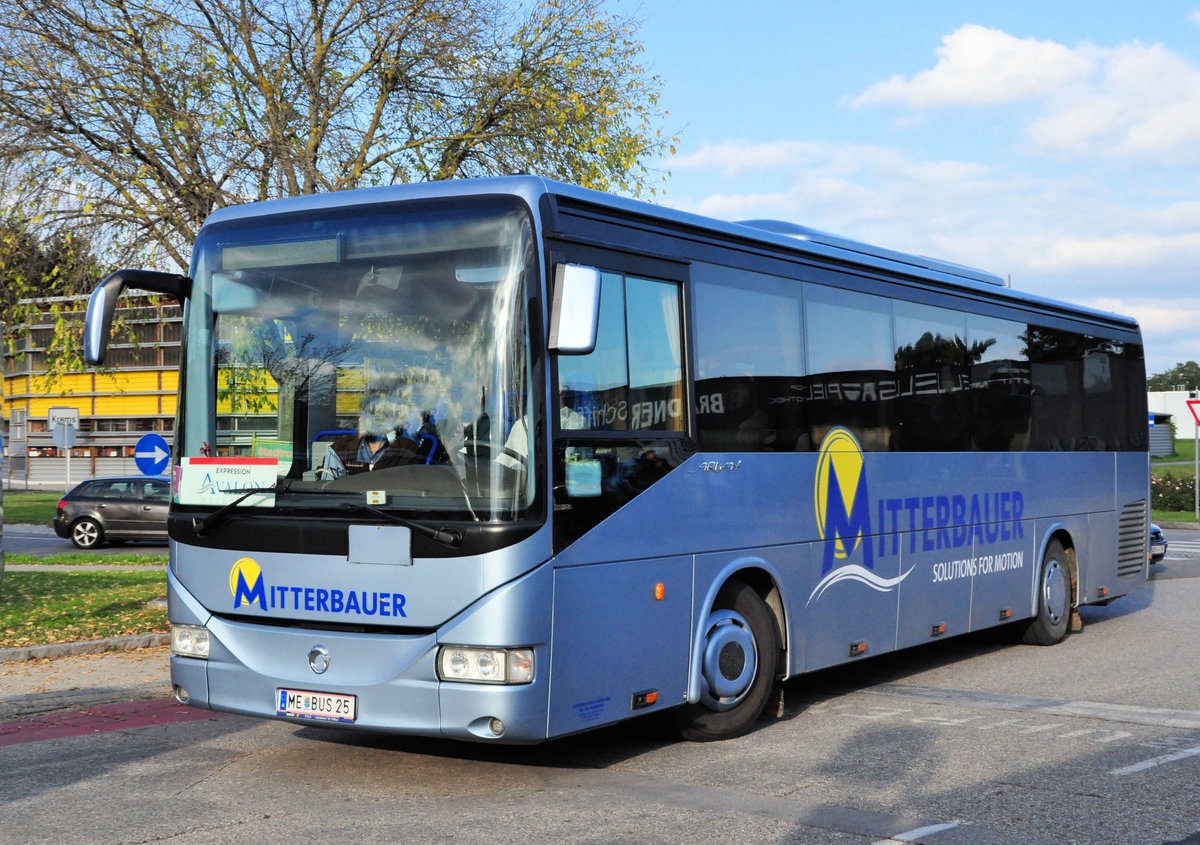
left=179, top=196, right=537, bottom=522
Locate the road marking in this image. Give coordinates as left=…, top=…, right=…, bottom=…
left=1162, top=538, right=1200, bottom=558
left=870, top=684, right=1200, bottom=729
left=1109, top=744, right=1200, bottom=776
left=1059, top=728, right=1104, bottom=739
left=873, top=822, right=963, bottom=844
left=557, top=769, right=984, bottom=843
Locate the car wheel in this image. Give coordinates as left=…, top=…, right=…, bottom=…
left=70, top=517, right=104, bottom=549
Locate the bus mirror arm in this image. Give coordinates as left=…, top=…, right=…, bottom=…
left=84, top=269, right=191, bottom=365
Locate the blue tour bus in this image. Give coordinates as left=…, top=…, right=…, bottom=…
left=83, top=176, right=1148, bottom=742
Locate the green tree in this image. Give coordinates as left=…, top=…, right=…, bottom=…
left=0, top=0, right=672, bottom=270
left=1148, top=361, right=1200, bottom=391
left=0, top=218, right=104, bottom=386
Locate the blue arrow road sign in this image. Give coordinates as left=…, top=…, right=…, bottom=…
left=135, top=432, right=171, bottom=476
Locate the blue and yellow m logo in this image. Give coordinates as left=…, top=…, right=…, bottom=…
left=230, top=557, right=267, bottom=610
left=814, top=427, right=873, bottom=574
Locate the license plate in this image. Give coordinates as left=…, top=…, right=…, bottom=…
left=1152, top=543, right=1166, bottom=555
left=277, top=688, right=356, bottom=723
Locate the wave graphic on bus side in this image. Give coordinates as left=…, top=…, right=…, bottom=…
left=806, top=563, right=915, bottom=606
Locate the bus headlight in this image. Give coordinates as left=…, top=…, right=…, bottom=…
left=437, top=646, right=534, bottom=685
left=171, top=624, right=210, bottom=659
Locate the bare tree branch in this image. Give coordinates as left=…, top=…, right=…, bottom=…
left=0, top=0, right=671, bottom=269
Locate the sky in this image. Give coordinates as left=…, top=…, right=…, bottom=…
left=625, top=1, right=1200, bottom=377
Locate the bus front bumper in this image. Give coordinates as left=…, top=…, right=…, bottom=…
left=169, top=605, right=551, bottom=744
left=170, top=620, right=550, bottom=743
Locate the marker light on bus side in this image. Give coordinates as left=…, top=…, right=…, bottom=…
left=437, top=646, right=534, bottom=684
left=171, top=624, right=210, bottom=659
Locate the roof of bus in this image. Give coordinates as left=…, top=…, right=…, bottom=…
left=201, top=175, right=1139, bottom=333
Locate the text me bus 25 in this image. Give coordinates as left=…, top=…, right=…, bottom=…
left=83, top=175, right=1149, bottom=743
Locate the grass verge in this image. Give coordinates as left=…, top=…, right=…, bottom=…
left=2, top=490, right=61, bottom=525
left=0, top=570, right=167, bottom=648
left=1153, top=438, right=1197, bottom=464
left=1154, top=511, right=1200, bottom=525
left=5, top=553, right=168, bottom=566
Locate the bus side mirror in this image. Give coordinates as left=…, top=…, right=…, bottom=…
left=84, top=269, right=191, bottom=365
left=548, top=264, right=601, bottom=355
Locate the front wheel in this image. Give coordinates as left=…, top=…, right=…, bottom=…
left=1021, top=539, right=1071, bottom=646
left=674, top=581, right=780, bottom=741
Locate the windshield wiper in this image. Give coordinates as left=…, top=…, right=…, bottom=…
left=193, top=482, right=292, bottom=535
left=337, top=502, right=462, bottom=547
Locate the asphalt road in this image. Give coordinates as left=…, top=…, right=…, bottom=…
left=2, top=523, right=166, bottom=556
left=1, top=532, right=1199, bottom=843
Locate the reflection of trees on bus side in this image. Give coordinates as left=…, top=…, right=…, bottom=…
left=893, top=332, right=996, bottom=371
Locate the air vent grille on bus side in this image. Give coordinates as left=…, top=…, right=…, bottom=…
left=1117, top=500, right=1148, bottom=576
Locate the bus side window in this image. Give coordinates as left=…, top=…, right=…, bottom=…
left=893, top=301, right=970, bottom=452
left=804, top=285, right=895, bottom=452
left=968, top=315, right=1031, bottom=452
left=556, top=273, right=684, bottom=435
left=692, top=265, right=803, bottom=452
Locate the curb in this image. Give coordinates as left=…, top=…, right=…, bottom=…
left=0, top=633, right=170, bottom=664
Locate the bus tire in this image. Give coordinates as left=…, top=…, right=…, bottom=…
left=675, top=580, right=779, bottom=742
left=1021, top=539, right=1071, bottom=646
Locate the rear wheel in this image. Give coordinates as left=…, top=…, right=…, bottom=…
left=1021, top=539, right=1071, bottom=646
left=675, top=581, right=780, bottom=741
left=70, top=517, right=104, bottom=550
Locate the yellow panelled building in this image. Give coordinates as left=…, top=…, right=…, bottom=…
left=2, top=294, right=182, bottom=485
left=3, top=294, right=372, bottom=486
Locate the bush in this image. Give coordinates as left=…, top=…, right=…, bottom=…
left=1152, top=474, right=1195, bottom=511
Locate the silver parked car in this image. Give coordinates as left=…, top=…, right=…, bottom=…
left=53, top=476, right=170, bottom=549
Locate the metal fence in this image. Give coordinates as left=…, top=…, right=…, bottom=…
left=4, top=456, right=157, bottom=491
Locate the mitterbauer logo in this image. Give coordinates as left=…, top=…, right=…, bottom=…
left=230, top=557, right=267, bottom=610
left=809, top=427, right=912, bottom=606
left=225, top=558, right=409, bottom=618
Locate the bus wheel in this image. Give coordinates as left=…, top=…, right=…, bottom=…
left=1021, top=539, right=1071, bottom=646
left=675, top=581, right=779, bottom=741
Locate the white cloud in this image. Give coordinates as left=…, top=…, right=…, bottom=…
left=669, top=139, right=991, bottom=184
left=669, top=140, right=824, bottom=176
left=1027, top=42, right=1200, bottom=156
left=1094, top=299, right=1200, bottom=335
left=850, top=25, right=1094, bottom=109
left=662, top=135, right=1200, bottom=374
left=664, top=138, right=1200, bottom=287
left=666, top=140, right=998, bottom=236
left=658, top=20, right=1200, bottom=373
left=1093, top=298, right=1200, bottom=373
left=852, top=25, right=1200, bottom=159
